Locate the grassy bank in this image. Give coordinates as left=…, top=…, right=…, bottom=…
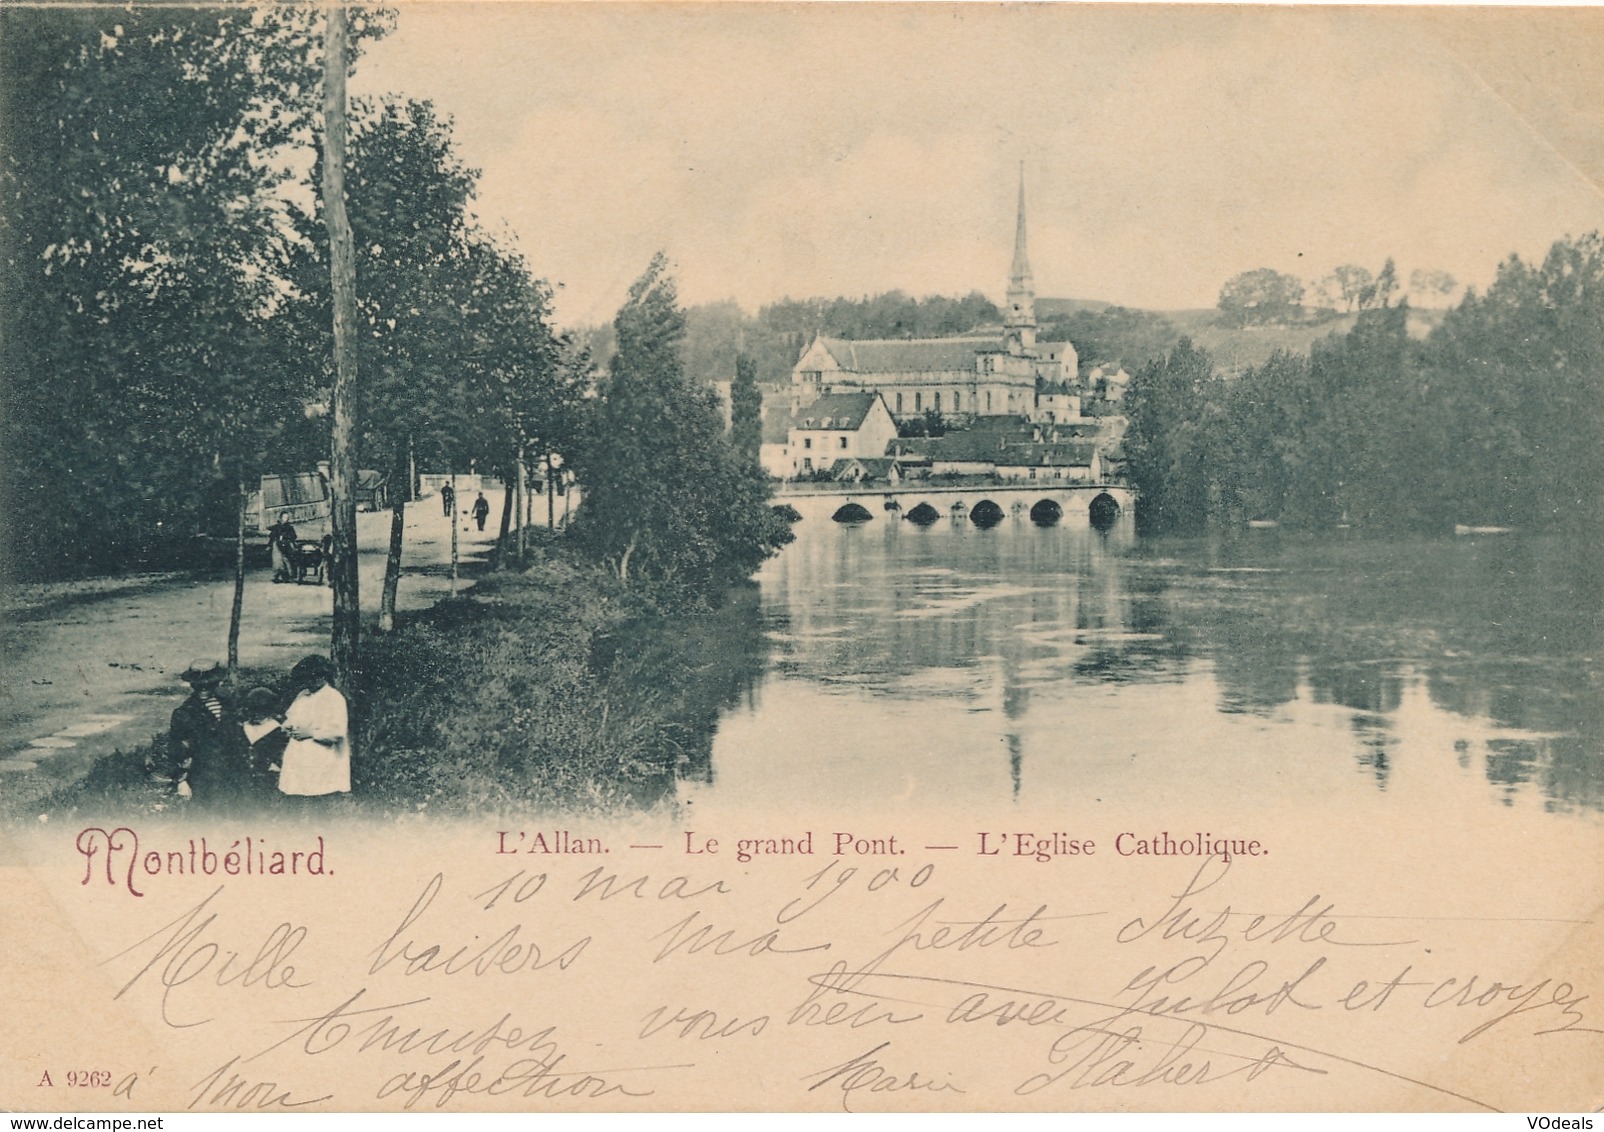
left=29, top=538, right=770, bottom=820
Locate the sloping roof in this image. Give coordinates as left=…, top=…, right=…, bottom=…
left=890, top=430, right=1103, bottom=467
left=815, top=336, right=993, bottom=374
left=892, top=432, right=1010, bottom=463
left=792, top=392, right=879, bottom=431
left=262, top=473, right=326, bottom=509
left=833, top=457, right=901, bottom=480
left=997, top=440, right=1101, bottom=467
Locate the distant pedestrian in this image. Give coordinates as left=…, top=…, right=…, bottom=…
left=268, top=515, right=297, bottom=583
left=440, top=482, right=455, bottom=517
left=472, top=492, right=490, bottom=531
left=167, top=659, right=231, bottom=802
left=240, top=686, right=287, bottom=803
left=278, top=655, right=349, bottom=802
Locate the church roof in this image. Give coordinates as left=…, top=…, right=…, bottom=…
left=792, top=391, right=882, bottom=431
left=815, top=336, right=992, bottom=375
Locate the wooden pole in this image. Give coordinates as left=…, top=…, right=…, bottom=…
left=322, top=6, right=360, bottom=687
left=515, top=443, right=527, bottom=560
left=546, top=450, right=556, bottom=530
left=227, top=473, right=247, bottom=675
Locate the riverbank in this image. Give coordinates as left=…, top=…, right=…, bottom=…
left=21, top=536, right=768, bottom=821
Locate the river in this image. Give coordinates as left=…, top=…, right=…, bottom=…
left=680, top=512, right=1604, bottom=827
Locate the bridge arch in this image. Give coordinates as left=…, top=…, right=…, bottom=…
left=970, top=499, right=1005, bottom=528
left=832, top=502, right=873, bottom=524
left=1089, top=492, right=1121, bottom=529
left=1030, top=499, right=1063, bottom=526
left=904, top=502, right=941, bottom=525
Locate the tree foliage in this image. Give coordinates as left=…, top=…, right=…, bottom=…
left=1124, top=339, right=1218, bottom=534
left=1216, top=268, right=1305, bottom=328
left=1325, top=264, right=1374, bottom=312
left=0, top=6, right=387, bottom=578
left=730, top=352, right=763, bottom=464
left=1129, top=233, right=1604, bottom=534
left=569, top=255, right=794, bottom=589
left=760, top=289, right=1000, bottom=341
left=1038, top=305, right=1180, bottom=370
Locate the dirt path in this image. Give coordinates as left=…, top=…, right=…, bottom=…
left=1, top=492, right=512, bottom=814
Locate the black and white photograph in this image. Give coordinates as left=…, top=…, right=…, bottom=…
left=2, top=2, right=1601, bottom=1115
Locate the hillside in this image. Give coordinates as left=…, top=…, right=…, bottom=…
left=1041, top=302, right=1448, bottom=376
left=1165, top=307, right=1446, bottom=374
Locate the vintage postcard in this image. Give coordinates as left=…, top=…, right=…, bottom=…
left=2, top=2, right=1602, bottom=1115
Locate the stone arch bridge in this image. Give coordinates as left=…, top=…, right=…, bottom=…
left=775, top=482, right=1135, bottom=527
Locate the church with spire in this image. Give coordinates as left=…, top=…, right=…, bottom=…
left=789, top=167, right=1077, bottom=423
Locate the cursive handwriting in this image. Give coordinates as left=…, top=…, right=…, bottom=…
left=1116, top=856, right=1411, bottom=964
left=802, top=1041, right=965, bottom=1111
left=102, top=887, right=308, bottom=1027
left=370, top=874, right=590, bottom=977
left=188, top=1056, right=331, bottom=1110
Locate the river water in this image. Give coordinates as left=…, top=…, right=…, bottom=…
left=681, top=514, right=1604, bottom=827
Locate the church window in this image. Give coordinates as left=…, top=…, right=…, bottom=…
left=934, top=392, right=942, bottom=412
left=986, top=391, right=992, bottom=412
left=896, top=392, right=903, bottom=413
left=915, top=392, right=922, bottom=411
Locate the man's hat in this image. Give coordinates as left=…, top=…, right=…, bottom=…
left=181, top=658, right=225, bottom=683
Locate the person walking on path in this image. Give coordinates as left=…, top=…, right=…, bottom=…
left=166, top=659, right=232, bottom=802
left=440, top=481, right=455, bottom=517
left=472, top=492, right=490, bottom=532
left=278, top=654, right=350, bottom=802
left=268, top=515, right=297, bottom=583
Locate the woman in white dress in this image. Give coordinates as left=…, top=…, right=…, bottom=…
left=278, top=654, right=350, bottom=800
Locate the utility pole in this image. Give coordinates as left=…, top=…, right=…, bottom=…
left=322, top=6, right=360, bottom=687
left=546, top=450, right=556, bottom=530
left=449, top=469, right=459, bottom=597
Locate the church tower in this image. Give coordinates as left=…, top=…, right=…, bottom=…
left=1004, top=163, right=1037, bottom=354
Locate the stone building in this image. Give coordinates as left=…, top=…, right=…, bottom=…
left=790, top=170, right=1076, bottom=424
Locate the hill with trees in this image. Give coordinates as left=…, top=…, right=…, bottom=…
left=1124, top=233, right=1604, bottom=535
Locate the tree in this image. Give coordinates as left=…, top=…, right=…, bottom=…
left=1216, top=269, right=1305, bottom=327
left=730, top=352, right=763, bottom=464
left=1124, top=339, right=1218, bottom=533
left=1037, top=305, right=1180, bottom=370
left=1356, top=257, right=1399, bottom=311
left=1327, top=265, right=1375, bottom=313
left=0, top=6, right=355, bottom=579
left=569, top=255, right=794, bottom=588
left=1409, top=268, right=1458, bottom=307
left=321, top=6, right=361, bottom=687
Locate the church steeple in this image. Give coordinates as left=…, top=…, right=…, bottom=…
left=1005, top=162, right=1036, bottom=352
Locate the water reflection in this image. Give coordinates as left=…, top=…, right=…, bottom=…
left=693, top=517, right=1603, bottom=817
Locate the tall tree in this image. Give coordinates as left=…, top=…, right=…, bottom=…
left=1124, top=339, right=1217, bottom=533
left=569, top=255, right=794, bottom=588
left=1327, top=264, right=1375, bottom=312
left=0, top=6, right=340, bottom=579
left=321, top=7, right=360, bottom=687
left=730, top=352, right=763, bottom=464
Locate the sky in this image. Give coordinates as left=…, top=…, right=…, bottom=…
left=353, top=4, right=1604, bottom=329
